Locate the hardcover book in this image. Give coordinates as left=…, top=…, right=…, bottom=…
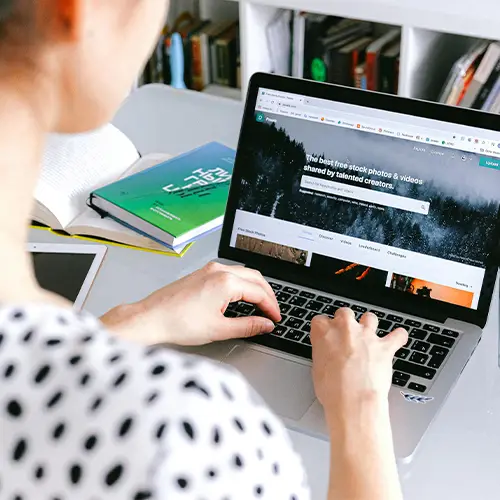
left=89, top=142, right=236, bottom=249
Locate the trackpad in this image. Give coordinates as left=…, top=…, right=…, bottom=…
left=224, top=345, right=316, bottom=421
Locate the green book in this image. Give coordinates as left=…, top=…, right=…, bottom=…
left=89, top=142, right=236, bottom=249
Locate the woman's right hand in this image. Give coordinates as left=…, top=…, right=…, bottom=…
left=310, top=308, right=408, bottom=425
left=311, top=309, right=408, bottom=500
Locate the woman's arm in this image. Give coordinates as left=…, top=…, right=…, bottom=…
left=100, top=262, right=281, bottom=346
left=327, top=398, right=401, bottom=500
left=311, top=310, right=406, bottom=500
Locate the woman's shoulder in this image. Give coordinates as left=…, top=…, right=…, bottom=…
left=0, top=304, right=310, bottom=499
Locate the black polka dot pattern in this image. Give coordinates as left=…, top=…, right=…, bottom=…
left=0, top=304, right=310, bottom=499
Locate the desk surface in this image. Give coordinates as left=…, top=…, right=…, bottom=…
left=32, top=85, right=500, bottom=500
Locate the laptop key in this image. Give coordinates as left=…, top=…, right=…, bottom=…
left=306, top=311, right=320, bottom=321
left=352, top=305, right=368, bottom=313
left=302, top=321, right=311, bottom=333
left=387, top=314, right=403, bottom=323
left=392, top=376, right=408, bottom=388
left=224, top=310, right=238, bottom=318
left=393, top=371, right=410, bottom=383
left=317, top=295, right=332, bottom=304
left=305, top=300, right=323, bottom=312
left=283, top=286, right=299, bottom=294
left=284, top=329, right=304, bottom=342
left=428, top=355, right=446, bottom=369
left=280, top=303, right=292, bottom=314
left=272, top=325, right=287, bottom=337
left=393, top=323, right=405, bottom=330
left=405, top=319, right=422, bottom=328
left=408, top=382, right=427, bottom=393
left=428, top=333, right=455, bottom=349
left=412, top=340, right=431, bottom=353
left=410, top=328, right=427, bottom=340
left=430, top=345, right=449, bottom=357
left=236, top=303, right=254, bottom=315
left=395, top=348, right=410, bottom=360
left=410, top=352, right=429, bottom=365
left=371, top=310, right=386, bottom=318
left=442, top=329, right=459, bottom=338
left=423, top=324, right=440, bottom=333
left=404, top=339, right=413, bottom=349
left=323, top=305, right=337, bottom=316
left=377, top=330, right=389, bottom=338
left=269, top=282, right=282, bottom=292
left=334, top=300, right=351, bottom=308
left=393, top=360, right=436, bottom=380
left=299, top=291, right=315, bottom=299
left=284, top=317, right=303, bottom=329
left=276, top=291, right=291, bottom=302
left=289, top=307, right=307, bottom=319
left=302, top=334, right=312, bottom=345
left=289, top=296, right=307, bottom=307
left=378, top=319, right=392, bottom=330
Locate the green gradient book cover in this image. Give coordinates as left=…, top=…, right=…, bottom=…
left=91, top=142, right=235, bottom=238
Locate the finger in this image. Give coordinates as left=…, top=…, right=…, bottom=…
left=359, top=311, right=379, bottom=332
left=382, top=327, right=409, bottom=353
left=219, top=316, right=276, bottom=340
left=224, top=275, right=281, bottom=322
left=310, top=314, right=332, bottom=339
left=334, top=307, right=355, bottom=321
left=225, top=266, right=279, bottom=312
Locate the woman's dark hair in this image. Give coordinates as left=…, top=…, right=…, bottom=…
left=0, top=0, right=35, bottom=49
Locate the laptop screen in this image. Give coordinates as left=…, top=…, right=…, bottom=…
left=228, top=86, right=500, bottom=311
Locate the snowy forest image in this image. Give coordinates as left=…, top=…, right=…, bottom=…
left=237, top=113, right=500, bottom=266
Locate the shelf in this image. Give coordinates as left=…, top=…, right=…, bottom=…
left=241, top=0, right=500, bottom=40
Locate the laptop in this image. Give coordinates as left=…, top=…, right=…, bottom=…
left=192, top=73, right=500, bottom=462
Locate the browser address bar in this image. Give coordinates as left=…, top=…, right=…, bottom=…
left=300, top=175, right=430, bottom=215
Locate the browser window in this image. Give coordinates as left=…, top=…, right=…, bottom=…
left=230, top=88, right=500, bottom=310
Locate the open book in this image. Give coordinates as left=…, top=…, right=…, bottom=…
left=32, top=124, right=190, bottom=255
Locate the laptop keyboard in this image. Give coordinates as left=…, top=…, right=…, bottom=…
left=225, top=280, right=461, bottom=395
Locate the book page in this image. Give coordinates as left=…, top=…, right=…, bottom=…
left=35, top=124, right=140, bottom=229
left=67, top=154, right=173, bottom=247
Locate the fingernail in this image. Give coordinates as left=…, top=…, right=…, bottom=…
left=263, top=320, right=275, bottom=332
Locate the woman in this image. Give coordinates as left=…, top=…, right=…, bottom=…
left=0, top=1, right=408, bottom=499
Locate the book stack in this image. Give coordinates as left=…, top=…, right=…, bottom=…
left=292, top=14, right=401, bottom=94
left=439, top=41, right=500, bottom=112
left=141, top=13, right=240, bottom=93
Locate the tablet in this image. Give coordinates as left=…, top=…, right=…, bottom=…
left=28, top=243, right=107, bottom=310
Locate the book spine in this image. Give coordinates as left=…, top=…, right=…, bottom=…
left=365, top=51, right=377, bottom=91
left=191, top=34, right=204, bottom=91
left=482, top=75, right=500, bottom=111
left=379, top=53, right=397, bottom=94
left=394, top=56, right=400, bottom=94
left=472, top=59, right=500, bottom=109
left=354, top=63, right=367, bottom=90
left=216, top=42, right=227, bottom=85
left=210, top=39, right=218, bottom=84
left=329, top=50, right=351, bottom=86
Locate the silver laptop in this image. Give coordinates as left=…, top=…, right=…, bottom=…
left=190, top=73, right=500, bottom=462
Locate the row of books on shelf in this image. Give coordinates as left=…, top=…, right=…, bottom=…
left=291, top=14, right=401, bottom=94
left=34, top=124, right=235, bottom=258
left=141, top=13, right=241, bottom=91
left=439, top=41, right=500, bottom=112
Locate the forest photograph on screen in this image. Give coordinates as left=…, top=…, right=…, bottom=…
left=238, top=113, right=500, bottom=267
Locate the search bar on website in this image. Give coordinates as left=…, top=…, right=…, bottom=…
left=300, top=175, right=430, bottom=215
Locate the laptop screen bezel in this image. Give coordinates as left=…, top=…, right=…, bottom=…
left=219, top=72, right=500, bottom=328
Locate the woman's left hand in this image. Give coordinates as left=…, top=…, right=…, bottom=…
left=100, top=261, right=281, bottom=346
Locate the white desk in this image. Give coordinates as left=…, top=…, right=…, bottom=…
left=31, top=85, right=500, bottom=500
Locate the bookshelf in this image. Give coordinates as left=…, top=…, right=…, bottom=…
left=150, top=0, right=500, bottom=106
